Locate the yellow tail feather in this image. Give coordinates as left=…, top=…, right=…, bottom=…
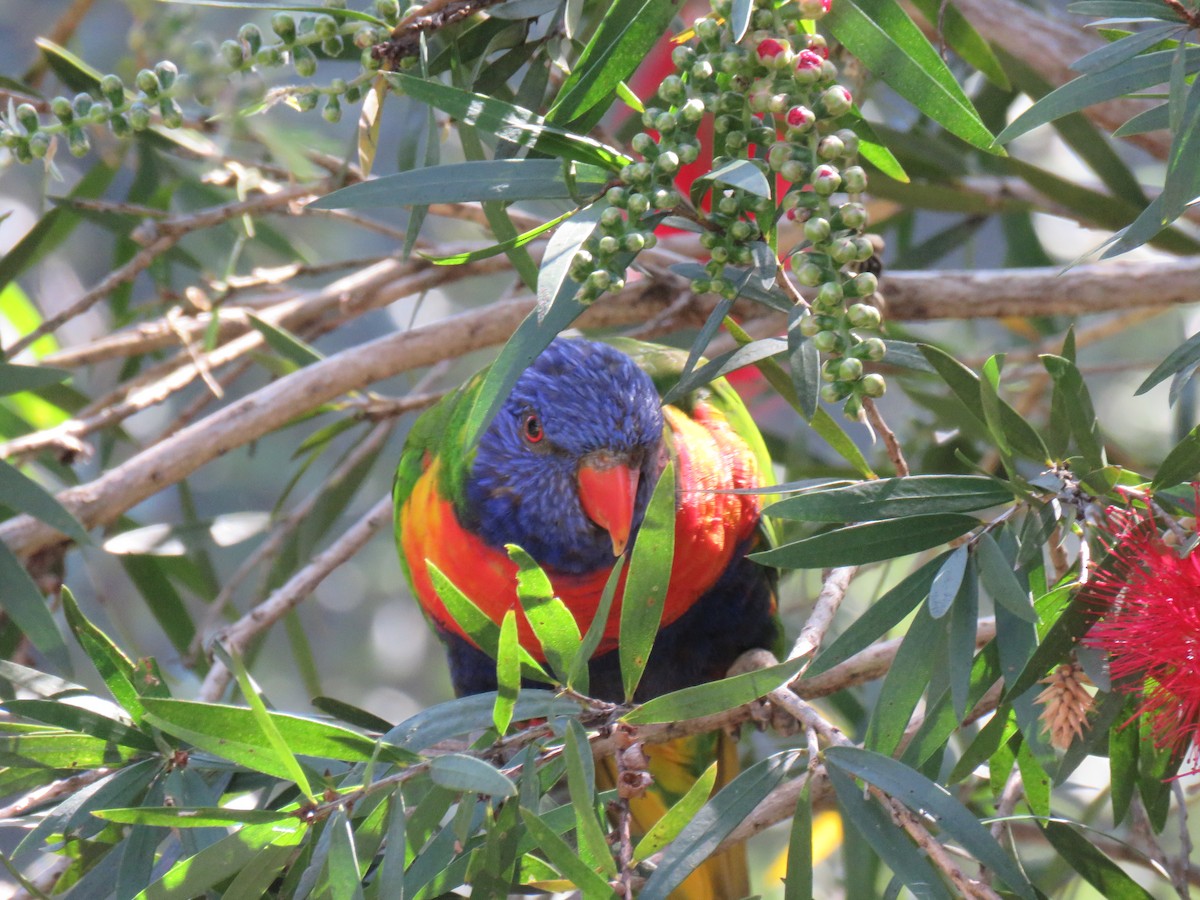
left=600, top=730, right=749, bottom=900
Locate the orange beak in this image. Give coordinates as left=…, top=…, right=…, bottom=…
left=577, top=451, right=640, bottom=557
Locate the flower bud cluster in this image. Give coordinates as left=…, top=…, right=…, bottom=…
left=0, top=0, right=388, bottom=163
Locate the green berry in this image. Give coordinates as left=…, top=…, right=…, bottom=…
left=72, top=93, right=93, bottom=118
left=598, top=235, right=621, bottom=255
left=842, top=166, right=868, bottom=193
left=220, top=39, right=244, bottom=68
left=323, top=35, right=345, bottom=56
left=812, top=330, right=843, bottom=353
left=323, top=95, right=342, bottom=122
left=816, top=280, right=843, bottom=306
left=804, top=217, right=831, bottom=244
left=847, top=303, right=881, bottom=329
left=820, top=85, right=853, bottom=117
left=812, top=164, right=841, bottom=195
left=780, top=159, right=806, bottom=183
left=375, top=0, right=400, bottom=19
left=860, top=374, right=886, bottom=398
left=128, top=102, right=151, bottom=130
left=831, top=239, right=858, bottom=265
left=315, top=14, right=339, bottom=39
left=836, top=358, right=864, bottom=381
left=606, top=187, right=628, bottom=208
left=159, top=99, right=183, bottom=129
left=295, top=89, right=319, bottom=112
left=851, top=271, right=878, bottom=298
left=51, top=96, right=74, bottom=124
left=820, top=382, right=852, bottom=403
left=272, top=12, right=297, bottom=41
left=837, top=202, right=868, bottom=231
left=16, top=104, right=39, bottom=133
left=587, top=269, right=612, bottom=291
left=799, top=314, right=822, bottom=337
left=101, top=74, right=125, bottom=105
left=622, top=232, right=646, bottom=253
left=293, top=45, right=318, bottom=77
left=67, top=127, right=89, bottom=157
left=110, top=113, right=131, bottom=137
left=155, top=60, right=178, bottom=90
left=600, top=207, right=625, bottom=228
left=817, top=134, right=844, bottom=161
left=793, top=260, right=824, bottom=287
left=672, top=45, right=696, bottom=69
left=27, top=131, right=50, bottom=158
left=627, top=193, right=650, bottom=216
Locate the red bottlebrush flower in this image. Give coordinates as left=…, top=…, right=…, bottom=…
left=795, top=49, right=824, bottom=76
left=1083, top=504, right=1200, bottom=775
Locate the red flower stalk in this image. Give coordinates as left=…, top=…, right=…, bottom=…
left=1083, top=503, right=1200, bottom=774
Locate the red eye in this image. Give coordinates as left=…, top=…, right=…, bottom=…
left=523, top=413, right=543, bottom=443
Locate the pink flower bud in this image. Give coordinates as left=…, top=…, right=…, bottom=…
left=794, top=49, right=824, bottom=84
left=820, top=85, right=853, bottom=117
left=756, top=38, right=788, bottom=65
left=786, top=105, right=815, bottom=129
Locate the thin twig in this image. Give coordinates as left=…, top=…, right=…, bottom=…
left=789, top=566, right=857, bottom=669
left=863, top=397, right=910, bottom=476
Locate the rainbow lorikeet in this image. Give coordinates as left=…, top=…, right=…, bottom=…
left=394, top=337, right=781, bottom=897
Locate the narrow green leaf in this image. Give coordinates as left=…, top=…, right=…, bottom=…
left=766, top=475, right=1012, bottom=523
left=134, top=819, right=306, bottom=900
left=947, top=558, right=979, bottom=719
left=536, top=200, right=605, bottom=321
left=640, top=751, right=797, bottom=900
left=520, top=808, right=615, bottom=898
left=928, top=544, right=969, bottom=619
left=226, top=649, right=315, bottom=801
left=384, top=690, right=577, bottom=751
left=494, top=609, right=520, bottom=736
left=426, top=560, right=549, bottom=681
left=0, top=461, right=86, bottom=543
left=622, top=654, right=807, bottom=725
left=976, top=533, right=1039, bottom=622
left=567, top=556, right=624, bottom=695
left=63, top=587, right=145, bottom=716
left=308, top=159, right=607, bottom=210
left=660, top=337, right=787, bottom=407
left=1040, top=821, right=1155, bottom=900
left=508, top=544, right=582, bottom=683
left=1137, top=329, right=1200, bottom=396
left=826, top=747, right=1036, bottom=899
left=865, top=605, right=944, bottom=755
left=826, top=0, right=998, bottom=153
left=620, top=461, right=676, bottom=702
left=788, top=311, right=821, bottom=422
left=0, top=542, right=69, bottom=670
left=907, top=0, right=1010, bottom=88
left=1071, top=22, right=1182, bottom=73
left=1041, top=354, right=1106, bottom=475
left=701, top=158, right=773, bottom=198
left=805, top=553, right=944, bottom=678
left=423, top=207, right=578, bottom=266
left=1109, top=696, right=1139, bottom=824
left=782, top=782, right=814, bottom=900
left=634, top=761, right=719, bottom=859
left=920, top=344, right=1048, bottom=462
left=0, top=363, right=71, bottom=395
left=389, top=73, right=627, bottom=170
left=750, top=514, right=978, bottom=569
left=430, top=753, right=517, bottom=797
left=997, top=47, right=1200, bottom=143
left=825, top=764, right=953, bottom=900
left=140, top=698, right=415, bottom=770
left=1156, top=424, right=1200, bottom=489
left=247, top=313, right=324, bottom=367
left=94, top=806, right=298, bottom=827
left=310, top=696, right=393, bottom=733
left=547, top=0, right=679, bottom=125
left=0, top=699, right=155, bottom=751
left=565, top=719, right=617, bottom=877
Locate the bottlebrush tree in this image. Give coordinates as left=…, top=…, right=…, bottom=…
left=1, top=0, right=1199, bottom=897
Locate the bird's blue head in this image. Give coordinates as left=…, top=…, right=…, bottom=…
left=463, top=338, right=664, bottom=574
